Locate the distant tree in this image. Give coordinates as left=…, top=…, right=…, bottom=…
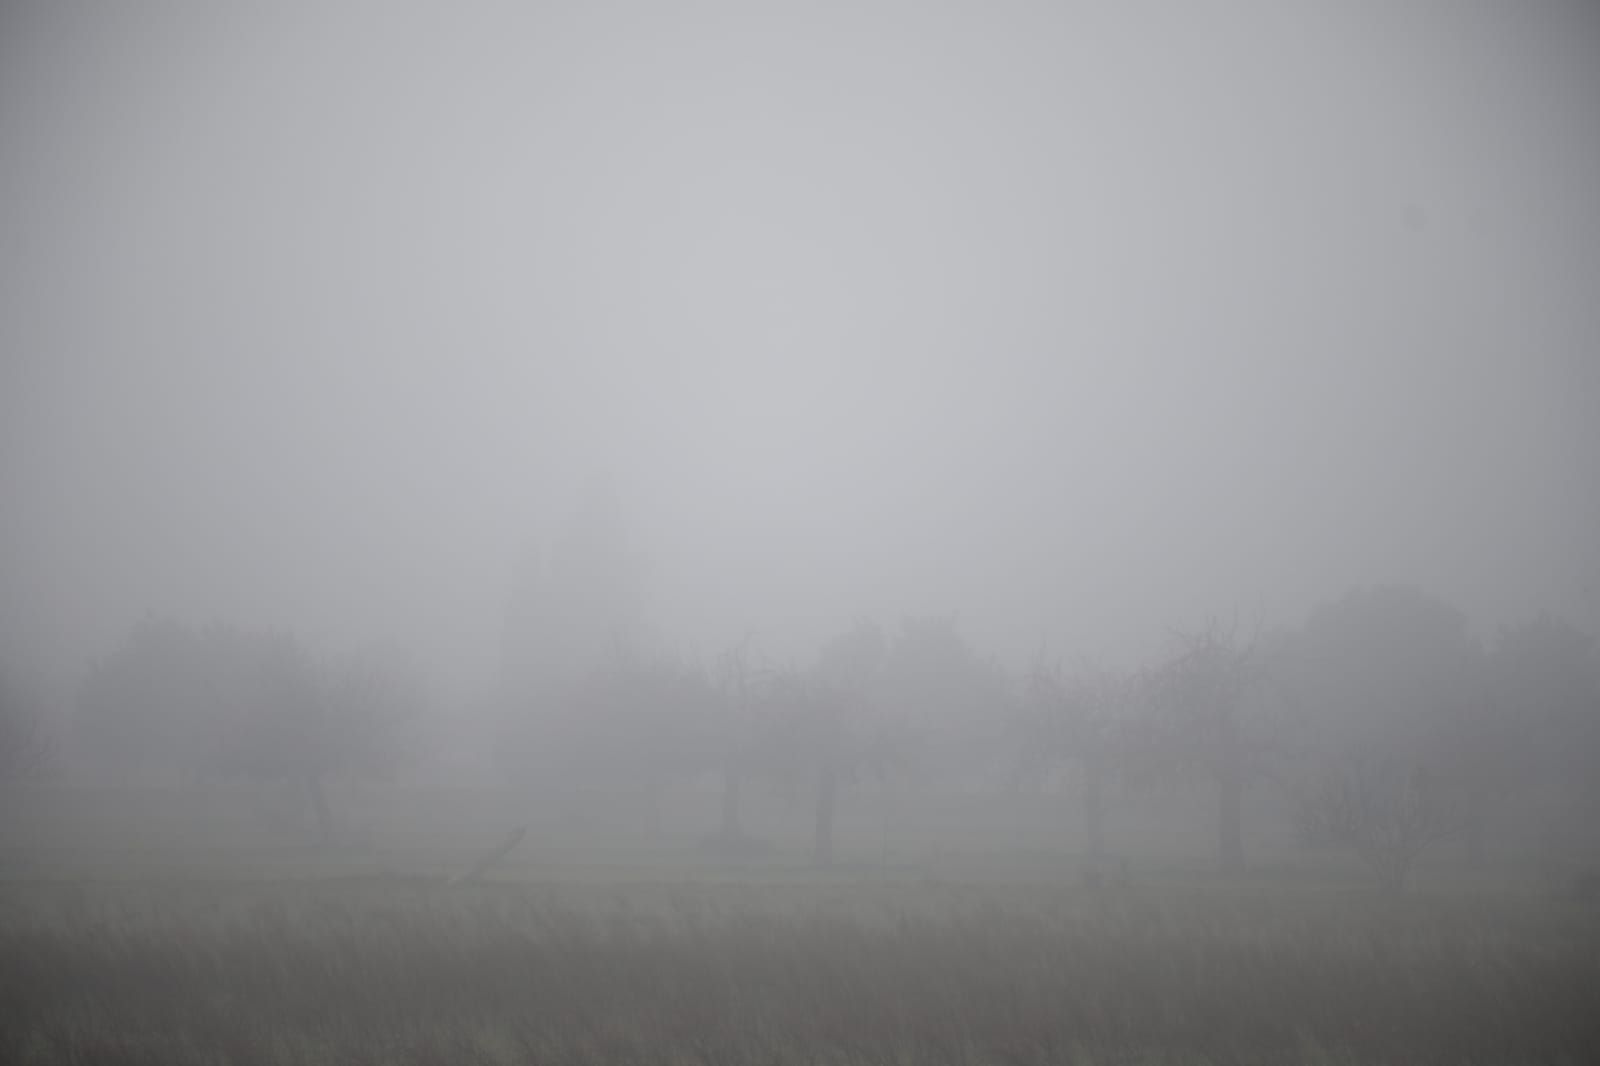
left=498, top=480, right=649, bottom=785
left=1280, top=585, right=1490, bottom=885
left=761, top=671, right=843, bottom=868
left=817, top=620, right=889, bottom=693
left=1019, top=658, right=1141, bottom=859
left=75, top=619, right=420, bottom=838
left=1146, top=619, right=1280, bottom=871
left=1285, top=585, right=1481, bottom=749
left=214, top=633, right=339, bottom=838
left=1294, top=745, right=1470, bottom=892
left=879, top=616, right=1010, bottom=789
left=766, top=620, right=899, bottom=868
left=209, top=631, right=423, bottom=841
left=320, top=644, right=430, bottom=782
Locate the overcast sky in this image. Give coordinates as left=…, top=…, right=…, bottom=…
left=3, top=2, right=1597, bottom=701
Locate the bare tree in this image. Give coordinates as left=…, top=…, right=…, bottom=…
left=880, top=616, right=1009, bottom=788
left=77, top=620, right=421, bottom=840
left=1147, top=619, right=1274, bottom=872
left=214, top=634, right=344, bottom=841
left=1279, top=585, right=1506, bottom=873
left=764, top=669, right=846, bottom=868
left=760, top=620, right=898, bottom=868
left=496, top=480, right=649, bottom=786
left=1295, top=747, right=1468, bottom=892
left=1020, top=657, right=1139, bottom=859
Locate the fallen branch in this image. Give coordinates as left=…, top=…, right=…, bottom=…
left=448, top=825, right=527, bottom=885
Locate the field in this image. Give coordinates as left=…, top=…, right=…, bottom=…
left=2, top=784, right=1597, bottom=1065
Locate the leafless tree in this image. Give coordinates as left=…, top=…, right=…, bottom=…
left=204, top=633, right=424, bottom=841
left=76, top=619, right=421, bottom=839
left=1146, top=619, right=1276, bottom=872
left=1279, top=585, right=1526, bottom=873
left=760, top=620, right=900, bottom=868
left=1295, top=746, right=1469, bottom=892
left=1020, top=657, right=1140, bottom=859
left=880, top=616, right=1009, bottom=789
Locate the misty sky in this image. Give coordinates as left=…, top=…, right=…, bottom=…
left=3, top=2, right=1597, bottom=701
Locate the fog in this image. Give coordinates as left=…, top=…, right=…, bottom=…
left=3, top=0, right=1597, bottom=700
left=6, top=7, right=1600, bottom=1062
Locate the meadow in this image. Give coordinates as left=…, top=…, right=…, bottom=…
left=2, top=784, right=1597, bottom=1065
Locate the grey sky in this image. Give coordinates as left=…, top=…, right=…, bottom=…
left=3, top=2, right=1597, bottom=700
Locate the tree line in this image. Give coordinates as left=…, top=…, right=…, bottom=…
left=6, top=581, right=1595, bottom=893
left=10, top=618, right=425, bottom=842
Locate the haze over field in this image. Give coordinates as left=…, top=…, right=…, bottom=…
left=5, top=8, right=1600, bottom=1063
left=3, top=1, right=1597, bottom=701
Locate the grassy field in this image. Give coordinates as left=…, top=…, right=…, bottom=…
left=2, top=786, right=1597, bottom=1064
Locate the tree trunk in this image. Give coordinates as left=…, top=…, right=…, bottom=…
left=304, top=771, right=333, bottom=843
left=1083, top=756, right=1107, bottom=859
left=1378, top=851, right=1414, bottom=894
left=813, top=764, right=837, bottom=868
left=1216, top=739, right=1245, bottom=872
left=720, top=762, right=742, bottom=839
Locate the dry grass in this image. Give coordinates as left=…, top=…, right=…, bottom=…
left=1, top=880, right=1597, bottom=1065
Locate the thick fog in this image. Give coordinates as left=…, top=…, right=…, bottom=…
left=3, top=1, right=1597, bottom=702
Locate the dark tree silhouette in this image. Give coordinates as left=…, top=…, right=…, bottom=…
left=497, top=479, right=648, bottom=785
left=214, top=633, right=423, bottom=842
left=1281, top=585, right=1494, bottom=881
left=1020, top=658, right=1140, bottom=859
left=1295, top=747, right=1468, bottom=892
left=75, top=619, right=419, bottom=839
left=761, top=620, right=894, bottom=868
left=880, top=616, right=1008, bottom=790
left=1147, top=620, right=1273, bottom=872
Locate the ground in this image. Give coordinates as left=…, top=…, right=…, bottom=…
left=1, top=783, right=1596, bottom=1064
